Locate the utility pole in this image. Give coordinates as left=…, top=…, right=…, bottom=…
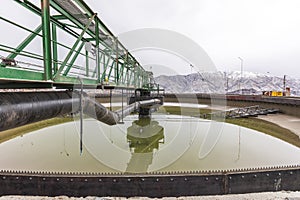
left=283, top=75, right=287, bottom=94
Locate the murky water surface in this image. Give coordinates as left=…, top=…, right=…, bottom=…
left=0, top=114, right=299, bottom=173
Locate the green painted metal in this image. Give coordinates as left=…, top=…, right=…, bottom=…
left=122, top=52, right=129, bottom=85
left=49, top=1, right=96, bottom=41
left=0, top=44, right=43, bottom=61
left=129, top=63, right=135, bottom=86
left=100, top=49, right=114, bottom=83
left=41, top=0, right=52, bottom=81
left=107, top=61, right=115, bottom=83
left=0, top=16, right=42, bottom=38
left=73, top=0, right=94, bottom=17
left=14, top=0, right=82, bottom=40
left=7, top=25, right=42, bottom=60
left=115, top=38, right=119, bottom=84
left=85, top=50, right=89, bottom=77
left=0, top=0, right=155, bottom=90
left=95, top=19, right=101, bottom=83
left=92, top=53, right=102, bottom=78
left=54, top=14, right=96, bottom=78
left=55, top=75, right=97, bottom=85
left=0, top=67, right=44, bottom=81
left=52, top=24, right=58, bottom=73
left=63, top=42, right=85, bottom=76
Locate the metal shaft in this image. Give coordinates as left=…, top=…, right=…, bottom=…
left=0, top=91, right=77, bottom=132
left=0, top=91, right=161, bottom=132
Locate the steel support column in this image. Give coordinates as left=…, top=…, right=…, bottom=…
left=52, top=23, right=58, bottom=73
left=41, top=0, right=52, bottom=81
left=95, top=18, right=101, bottom=83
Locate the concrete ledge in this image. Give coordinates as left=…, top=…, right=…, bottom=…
left=162, top=93, right=300, bottom=117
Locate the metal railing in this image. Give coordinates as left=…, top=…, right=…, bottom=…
left=0, top=0, right=153, bottom=89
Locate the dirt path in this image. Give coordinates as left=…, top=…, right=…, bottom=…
left=258, top=114, right=300, bottom=137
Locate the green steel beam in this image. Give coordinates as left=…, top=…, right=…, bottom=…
left=41, top=0, right=52, bottom=81
left=51, top=15, right=67, bottom=20
left=123, top=52, right=129, bottom=84
left=0, top=16, right=42, bottom=38
left=49, top=0, right=143, bottom=68
left=132, top=63, right=137, bottom=87
left=7, top=25, right=42, bottom=60
left=95, top=19, right=101, bottom=83
left=0, top=44, right=43, bottom=61
left=49, top=1, right=95, bottom=38
left=128, top=65, right=134, bottom=85
left=85, top=50, right=89, bottom=77
left=115, top=38, right=119, bottom=84
left=14, top=0, right=40, bottom=16
left=100, top=50, right=114, bottom=82
left=70, top=0, right=116, bottom=41
left=125, top=67, right=129, bottom=86
left=52, top=23, right=58, bottom=73
left=92, top=53, right=102, bottom=78
left=54, top=76, right=98, bottom=85
left=63, top=42, right=85, bottom=76
left=14, top=0, right=85, bottom=42
left=119, top=63, right=124, bottom=84
left=1, top=0, right=155, bottom=90
left=14, top=0, right=140, bottom=66
left=73, top=0, right=94, bottom=17
left=0, top=67, right=44, bottom=81
left=123, top=55, right=129, bottom=85
left=107, top=61, right=115, bottom=82
left=54, top=14, right=96, bottom=78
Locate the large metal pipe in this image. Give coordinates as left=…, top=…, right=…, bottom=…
left=84, top=98, right=161, bottom=125
left=83, top=97, right=119, bottom=125
left=0, top=91, right=77, bottom=132
left=114, top=99, right=161, bottom=120
left=0, top=91, right=161, bottom=132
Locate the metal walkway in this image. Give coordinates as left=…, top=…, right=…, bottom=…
left=211, top=105, right=280, bottom=119
left=0, top=0, right=156, bottom=90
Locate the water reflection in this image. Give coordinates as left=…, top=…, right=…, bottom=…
left=126, top=117, right=164, bottom=173
left=0, top=114, right=300, bottom=174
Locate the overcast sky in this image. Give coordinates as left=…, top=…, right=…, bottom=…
left=1, top=1, right=299, bottom=78
left=85, top=0, right=300, bottom=78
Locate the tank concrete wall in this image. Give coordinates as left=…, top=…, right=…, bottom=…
left=1, top=167, right=300, bottom=197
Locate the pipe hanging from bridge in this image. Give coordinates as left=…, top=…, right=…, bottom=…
left=0, top=91, right=161, bottom=132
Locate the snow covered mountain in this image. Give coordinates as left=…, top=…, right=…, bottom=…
left=155, top=71, right=300, bottom=96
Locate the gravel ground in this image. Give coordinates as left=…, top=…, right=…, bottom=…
left=1, top=192, right=300, bottom=200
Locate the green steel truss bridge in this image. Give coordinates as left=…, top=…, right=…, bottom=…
left=0, top=0, right=155, bottom=90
